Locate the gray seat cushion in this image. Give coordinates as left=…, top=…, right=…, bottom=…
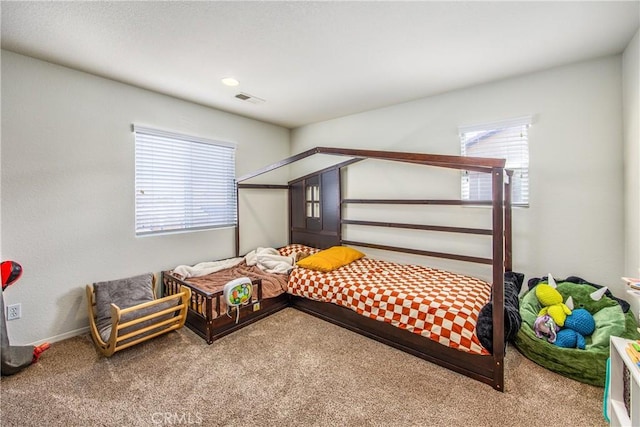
left=93, top=273, right=179, bottom=343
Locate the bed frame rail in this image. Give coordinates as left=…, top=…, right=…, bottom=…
left=291, top=296, right=499, bottom=388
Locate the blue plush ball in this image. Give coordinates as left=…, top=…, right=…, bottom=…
left=564, top=308, right=596, bottom=336
left=555, top=329, right=586, bottom=349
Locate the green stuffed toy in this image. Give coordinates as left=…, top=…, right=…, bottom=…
left=536, top=274, right=572, bottom=327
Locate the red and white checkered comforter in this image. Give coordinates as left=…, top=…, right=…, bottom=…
left=279, top=245, right=491, bottom=355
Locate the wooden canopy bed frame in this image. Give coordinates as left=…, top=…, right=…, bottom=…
left=234, top=147, right=513, bottom=391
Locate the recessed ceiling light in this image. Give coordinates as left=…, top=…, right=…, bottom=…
left=221, top=77, right=239, bottom=87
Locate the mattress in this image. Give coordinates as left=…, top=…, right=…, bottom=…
left=282, top=245, right=491, bottom=355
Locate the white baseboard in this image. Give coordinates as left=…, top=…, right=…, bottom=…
left=30, top=326, right=89, bottom=346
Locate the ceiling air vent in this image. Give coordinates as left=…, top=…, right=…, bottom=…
left=235, top=92, right=266, bottom=104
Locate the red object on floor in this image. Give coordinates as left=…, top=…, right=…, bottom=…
left=32, top=343, right=50, bottom=363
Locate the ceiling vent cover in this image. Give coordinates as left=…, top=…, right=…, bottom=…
left=235, top=92, right=266, bottom=104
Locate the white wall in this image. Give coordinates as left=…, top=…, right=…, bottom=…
left=1, top=51, right=290, bottom=344
left=292, top=56, right=625, bottom=293
left=2, top=47, right=633, bottom=345
left=623, top=29, right=640, bottom=318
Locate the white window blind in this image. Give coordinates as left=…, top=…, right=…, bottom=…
left=134, top=125, right=237, bottom=236
left=459, top=116, right=531, bottom=205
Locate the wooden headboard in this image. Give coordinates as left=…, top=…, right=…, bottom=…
left=289, top=165, right=341, bottom=249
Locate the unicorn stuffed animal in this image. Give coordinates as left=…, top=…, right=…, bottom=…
left=534, top=314, right=560, bottom=343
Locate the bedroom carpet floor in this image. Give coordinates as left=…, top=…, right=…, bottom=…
left=1, top=307, right=606, bottom=427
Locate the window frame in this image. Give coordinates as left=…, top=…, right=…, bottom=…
left=133, top=125, right=237, bottom=236
left=305, top=183, right=321, bottom=219
left=459, top=116, right=531, bottom=207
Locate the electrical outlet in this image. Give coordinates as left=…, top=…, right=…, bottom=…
left=7, top=303, right=21, bottom=321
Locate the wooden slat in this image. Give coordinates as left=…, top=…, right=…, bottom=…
left=117, top=293, right=184, bottom=315
left=237, top=184, right=289, bottom=189
left=237, top=146, right=505, bottom=183
left=342, top=219, right=492, bottom=236
left=316, top=147, right=505, bottom=171
left=290, top=227, right=340, bottom=236
left=342, top=199, right=493, bottom=206
left=115, top=324, right=183, bottom=352
left=401, top=158, right=495, bottom=173
left=341, top=240, right=493, bottom=265
left=236, top=147, right=320, bottom=182
left=116, top=303, right=186, bottom=330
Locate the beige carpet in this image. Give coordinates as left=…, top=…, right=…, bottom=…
left=1, top=308, right=606, bottom=427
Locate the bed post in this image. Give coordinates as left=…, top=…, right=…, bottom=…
left=491, top=167, right=505, bottom=391
left=288, top=183, right=293, bottom=245
left=337, top=166, right=344, bottom=245
left=504, top=170, right=513, bottom=272
left=235, top=181, right=240, bottom=257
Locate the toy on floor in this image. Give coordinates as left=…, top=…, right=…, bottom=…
left=1, top=261, right=50, bottom=376
left=555, top=307, right=596, bottom=349
left=536, top=274, right=572, bottom=327
left=223, top=277, right=253, bottom=324
left=534, top=314, right=559, bottom=343
left=516, top=275, right=640, bottom=386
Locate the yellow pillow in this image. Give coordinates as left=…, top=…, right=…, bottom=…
left=296, top=246, right=365, bottom=272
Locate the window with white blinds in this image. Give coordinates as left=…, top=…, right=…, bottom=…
left=134, top=125, right=237, bottom=236
left=459, top=116, right=531, bottom=206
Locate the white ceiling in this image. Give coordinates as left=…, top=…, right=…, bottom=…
left=1, top=1, right=639, bottom=129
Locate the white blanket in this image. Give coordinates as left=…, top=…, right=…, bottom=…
left=245, top=247, right=295, bottom=274
left=172, top=257, right=244, bottom=279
